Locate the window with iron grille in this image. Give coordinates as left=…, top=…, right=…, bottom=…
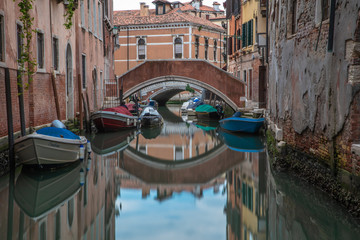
left=195, top=36, right=199, bottom=59
left=174, top=37, right=182, bottom=59
left=204, top=38, right=209, bottom=60
left=17, top=24, right=23, bottom=61
left=138, top=38, right=146, bottom=60
left=37, top=31, right=44, bottom=69
left=0, top=15, right=4, bottom=62
left=52, top=37, right=59, bottom=71
left=213, top=40, right=217, bottom=61
left=82, top=54, right=86, bottom=89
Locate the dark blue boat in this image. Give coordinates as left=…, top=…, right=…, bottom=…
left=217, top=129, right=265, bottom=152
left=219, top=112, right=265, bottom=133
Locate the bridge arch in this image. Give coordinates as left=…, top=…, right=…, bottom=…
left=119, top=60, right=245, bottom=110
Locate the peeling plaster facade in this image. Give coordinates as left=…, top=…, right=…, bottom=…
left=267, top=0, right=360, bottom=176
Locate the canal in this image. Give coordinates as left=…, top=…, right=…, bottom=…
left=0, top=105, right=360, bottom=240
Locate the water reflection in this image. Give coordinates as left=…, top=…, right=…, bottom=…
left=1, top=105, right=360, bottom=239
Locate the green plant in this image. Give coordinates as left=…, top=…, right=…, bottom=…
left=64, top=0, right=76, bottom=29
left=185, top=84, right=195, bottom=93
left=14, top=0, right=37, bottom=90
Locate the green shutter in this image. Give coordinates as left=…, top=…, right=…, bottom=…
left=247, top=21, right=251, bottom=46
left=250, top=19, right=254, bottom=46
left=242, top=23, right=246, bottom=48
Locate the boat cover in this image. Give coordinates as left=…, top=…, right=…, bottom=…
left=187, top=100, right=203, bottom=110
left=103, top=106, right=133, bottom=116
left=36, top=127, right=80, bottom=140
left=140, top=107, right=160, bottom=117
left=195, top=104, right=217, bottom=113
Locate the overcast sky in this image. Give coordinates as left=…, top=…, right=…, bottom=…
left=113, top=0, right=225, bottom=11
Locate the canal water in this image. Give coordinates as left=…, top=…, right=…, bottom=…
left=1, top=105, right=360, bottom=240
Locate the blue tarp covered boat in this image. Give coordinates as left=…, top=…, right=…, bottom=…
left=219, top=112, right=265, bottom=133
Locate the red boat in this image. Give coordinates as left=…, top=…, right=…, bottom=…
left=91, top=106, right=139, bottom=132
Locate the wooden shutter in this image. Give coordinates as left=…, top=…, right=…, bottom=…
left=228, top=37, right=233, bottom=55
left=242, top=23, right=247, bottom=48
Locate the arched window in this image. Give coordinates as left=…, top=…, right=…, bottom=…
left=138, top=38, right=146, bottom=60
left=213, top=40, right=217, bottom=61
left=174, top=37, right=182, bottom=59
left=204, top=38, right=209, bottom=60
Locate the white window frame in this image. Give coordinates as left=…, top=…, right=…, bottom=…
left=137, top=36, right=147, bottom=60
left=52, top=35, right=59, bottom=72
left=0, top=11, right=6, bottom=65
left=36, top=29, right=45, bottom=72
left=173, top=35, right=183, bottom=59
left=80, top=0, right=85, bottom=29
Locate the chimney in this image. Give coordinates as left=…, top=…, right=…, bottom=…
left=213, top=2, right=220, bottom=11
left=140, top=2, right=149, bottom=17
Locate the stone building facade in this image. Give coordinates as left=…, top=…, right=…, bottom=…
left=267, top=0, right=360, bottom=178
left=0, top=0, right=115, bottom=139
left=113, top=1, right=226, bottom=77
left=226, top=0, right=267, bottom=108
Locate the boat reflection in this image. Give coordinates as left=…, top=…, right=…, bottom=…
left=14, top=161, right=84, bottom=220
left=91, top=129, right=138, bottom=155
left=217, top=128, right=266, bottom=152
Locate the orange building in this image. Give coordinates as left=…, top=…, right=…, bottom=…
left=113, top=0, right=226, bottom=77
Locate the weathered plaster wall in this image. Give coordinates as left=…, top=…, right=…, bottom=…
left=268, top=0, right=360, bottom=175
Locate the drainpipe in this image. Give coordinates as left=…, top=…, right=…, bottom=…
left=327, top=0, right=336, bottom=52
left=127, top=27, right=129, bottom=71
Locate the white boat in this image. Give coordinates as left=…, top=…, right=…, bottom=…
left=14, top=127, right=87, bottom=166
left=181, top=100, right=192, bottom=113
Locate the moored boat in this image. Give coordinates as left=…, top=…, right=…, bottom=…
left=140, top=106, right=163, bottom=127
left=91, top=106, right=139, bottom=132
left=219, top=112, right=265, bottom=134
left=14, top=127, right=88, bottom=166
left=195, top=104, right=223, bottom=120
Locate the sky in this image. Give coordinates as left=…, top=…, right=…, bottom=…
left=113, top=0, right=225, bottom=11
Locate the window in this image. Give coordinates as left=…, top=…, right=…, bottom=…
left=243, top=70, right=247, bottom=82
left=52, top=37, right=59, bottom=71
left=213, top=40, right=217, bottom=61
left=195, top=36, right=199, bottom=59
left=137, top=38, right=146, bottom=60
left=204, top=38, right=209, bottom=60
left=291, top=0, right=297, bottom=34
left=0, top=14, right=4, bottom=62
left=55, top=210, right=61, bottom=240
left=37, top=31, right=44, bottom=69
left=88, top=0, right=92, bottom=32
left=93, top=0, right=97, bottom=37
left=322, top=0, right=329, bottom=20
left=206, top=14, right=210, bottom=20
left=17, top=24, right=23, bottom=61
left=82, top=54, right=86, bottom=89
left=174, top=37, right=182, bottom=59
left=81, top=0, right=85, bottom=27
left=175, top=146, right=183, bottom=160
left=242, top=20, right=253, bottom=48
left=104, top=0, right=108, bottom=18
left=98, top=2, right=102, bottom=38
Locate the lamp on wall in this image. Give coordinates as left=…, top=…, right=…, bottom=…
left=112, top=27, right=118, bottom=36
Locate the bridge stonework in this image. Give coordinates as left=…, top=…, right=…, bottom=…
left=119, top=60, right=246, bottom=109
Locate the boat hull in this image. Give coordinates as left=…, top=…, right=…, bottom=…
left=196, top=111, right=221, bottom=120
left=141, top=115, right=163, bottom=127
left=14, top=134, right=87, bottom=166
left=91, top=111, right=138, bottom=132
left=219, top=117, right=265, bottom=133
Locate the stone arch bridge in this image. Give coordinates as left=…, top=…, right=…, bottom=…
left=119, top=60, right=246, bottom=110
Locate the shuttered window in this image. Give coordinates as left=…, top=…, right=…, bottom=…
left=242, top=23, right=247, bottom=48
left=242, top=20, right=254, bottom=48
left=248, top=19, right=253, bottom=46
left=174, top=37, right=182, bottom=59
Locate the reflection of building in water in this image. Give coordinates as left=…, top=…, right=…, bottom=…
left=130, top=124, right=220, bottom=161
left=116, top=168, right=225, bottom=201
left=0, top=155, right=118, bottom=240
left=225, top=151, right=267, bottom=240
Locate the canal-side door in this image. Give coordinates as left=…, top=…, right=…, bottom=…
left=66, top=43, right=74, bottom=119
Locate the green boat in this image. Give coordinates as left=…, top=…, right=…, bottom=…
left=195, top=104, right=222, bottom=120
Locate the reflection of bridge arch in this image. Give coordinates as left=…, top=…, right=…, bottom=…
left=120, top=144, right=244, bottom=184
left=120, top=60, right=245, bottom=110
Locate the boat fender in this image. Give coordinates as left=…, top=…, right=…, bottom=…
left=79, top=144, right=85, bottom=160
left=87, top=140, right=92, bottom=153
left=79, top=168, right=85, bottom=186
left=87, top=159, right=92, bottom=171
left=127, top=118, right=130, bottom=125
left=51, top=120, right=66, bottom=129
